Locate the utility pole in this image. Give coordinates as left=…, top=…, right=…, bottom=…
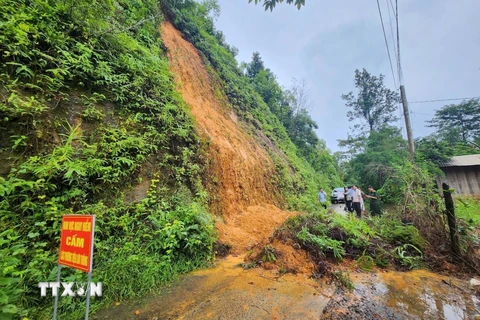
left=395, top=0, right=415, bottom=160
left=400, top=85, right=415, bottom=159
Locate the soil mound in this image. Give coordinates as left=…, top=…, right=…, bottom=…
left=215, top=205, right=296, bottom=255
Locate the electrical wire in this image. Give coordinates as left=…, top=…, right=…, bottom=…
left=386, top=0, right=398, bottom=64
left=376, top=0, right=397, bottom=89
left=409, top=96, right=480, bottom=104
left=410, top=111, right=434, bottom=116
left=388, top=0, right=396, bottom=16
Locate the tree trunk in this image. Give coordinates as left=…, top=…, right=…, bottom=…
left=442, top=183, right=461, bottom=257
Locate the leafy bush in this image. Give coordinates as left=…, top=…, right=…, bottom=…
left=280, top=212, right=428, bottom=276
left=455, top=196, right=480, bottom=226
left=372, top=214, right=427, bottom=250
left=297, top=227, right=345, bottom=260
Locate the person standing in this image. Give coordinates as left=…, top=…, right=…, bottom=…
left=349, top=186, right=355, bottom=212
left=351, top=185, right=362, bottom=218
left=366, top=186, right=382, bottom=216
left=318, top=188, right=327, bottom=209
left=358, top=187, right=366, bottom=212
left=343, top=186, right=352, bottom=212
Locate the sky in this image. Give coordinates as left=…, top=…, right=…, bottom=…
left=214, top=0, right=480, bottom=152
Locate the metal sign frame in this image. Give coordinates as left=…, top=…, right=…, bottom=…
left=53, top=215, right=96, bottom=320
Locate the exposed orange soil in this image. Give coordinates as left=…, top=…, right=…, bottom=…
left=161, top=22, right=304, bottom=258
left=260, top=239, right=316, bottom=274
left=215, top=205, right=296, bottom=255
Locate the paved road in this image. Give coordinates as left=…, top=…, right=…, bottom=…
left=329, top=203, right=347, bottom=215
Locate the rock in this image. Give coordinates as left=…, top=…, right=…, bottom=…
left=470, top=278, right=480, bottom=287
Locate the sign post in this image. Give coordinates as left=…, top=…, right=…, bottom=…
left=54, top=215, right=96, bottom=320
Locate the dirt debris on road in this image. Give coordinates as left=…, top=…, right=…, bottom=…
left=95, top=256, right=332, bottom=320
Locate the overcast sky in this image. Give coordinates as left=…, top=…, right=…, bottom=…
left=214, top=0, right=480, bottom=152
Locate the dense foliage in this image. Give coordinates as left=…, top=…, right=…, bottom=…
left=281, top=211, right=426, bottom=274
left=0, top=0, right=477, bottom=317
left=341, top=68, right=399, bottom=135
left=427, top=98, right=480, bottom=144
left=0, top=0, right=216, bottom=318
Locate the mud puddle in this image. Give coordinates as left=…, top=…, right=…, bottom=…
left=95, top=256, right=332, bottom=320
left=323, top=269, right=479, bottom=319
left=96, top=258, right=479, bottom=320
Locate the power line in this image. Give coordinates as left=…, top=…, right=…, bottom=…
left=376, top=0, right=397, bottom=89
left=388, top=0, right=396, bottom=15
left=386, top=0, right=404, bottom=135
left=410, top=111, right=434, bottom=116
left=409, top=96, right=480, bottom=104
left=386, top=0, right=398, bottom=64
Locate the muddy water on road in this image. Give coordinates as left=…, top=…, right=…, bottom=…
left=97, top=258, right=479, bottom=320
left=96, top=256, right=332, bottom=320
left=324, top=269, right=479, bottom=319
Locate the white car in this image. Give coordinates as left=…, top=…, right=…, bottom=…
left=331, top=188, right=345, bottom=204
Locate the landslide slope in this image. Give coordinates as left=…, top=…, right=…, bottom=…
left=162, top=22, right=295, bottom=254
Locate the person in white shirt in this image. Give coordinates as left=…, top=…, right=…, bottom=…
left=318, top=188, right=327, bottom=209
left=351, top=185, right=362, bottom=218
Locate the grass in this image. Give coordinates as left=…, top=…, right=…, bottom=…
left=455, top=196, right=480, bottom=226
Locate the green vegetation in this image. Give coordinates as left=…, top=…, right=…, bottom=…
left=249, top=0, right=307, bottom=11
left=261, top=244, right=278, bottom=262
left=283, top=211, right=426, bottom=271
left=248, top=0, right=480, bottom=281
left=0, top=0, right=477, bottom=317
left=427, top=99, right=480, bottom=144
left=1, top=0, right=343, bottom=317
left=331, top=67, right=479, bottom=277
left=0, top=0, right=215, bottom=318
left=456, top=196, right=480, bottom=227
left=244, top=53, right=341, bottom=185
left=342, top=68, right=399, bottom=134
left=338, top=69, right=409, bottom=189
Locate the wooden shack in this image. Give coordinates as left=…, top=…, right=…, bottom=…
left=438, top=154, right=480, bottom=195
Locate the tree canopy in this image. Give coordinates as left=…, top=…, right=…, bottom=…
left=341, top=68, right=400, bottom=134
left=427, top=99, right=480, bottom=143
left=248, top=0, right=306, bottom=11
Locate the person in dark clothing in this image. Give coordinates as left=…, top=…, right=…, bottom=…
left=343, top=186, right=352, bottom=212
left=366, top=186, right=382, bottom=216
left=352, top=185, right=362, bottom=218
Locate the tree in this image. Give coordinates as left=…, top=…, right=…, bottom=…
left=415, top=135, right=479, bottom=175
left=246, top=51, right=265, bottom=79
left=283, top=78, right=319, bottom=153
left=347, top=126, right=408, bottom=188
left=245, top=53, right=337, bottom=173
left=341, top=69, right=400, bottom=134
left=286, top=78, right=311, bottom=114
left=427, top=99, right=480, bottom=143
left=248, top=0, right=306, bottom=11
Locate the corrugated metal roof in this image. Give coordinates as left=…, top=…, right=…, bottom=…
left=440, top=154, right=480, bottom=167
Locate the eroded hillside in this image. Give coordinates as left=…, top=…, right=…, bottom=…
left=161, top=22, right=295, bottom=254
